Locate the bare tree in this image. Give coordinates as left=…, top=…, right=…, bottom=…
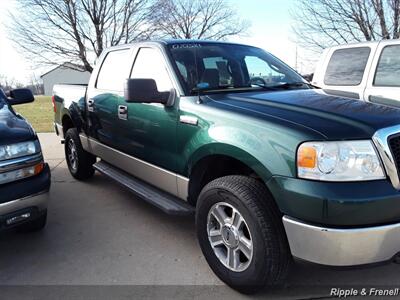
left=28, top=74, right=44, bottom=95
left=0, top=75, right=23, bottom=91
left=149, top=0, right=249, bottom=40
left=8, top=0, right=155, bottom=72
left=292, top=0, right=400, bottom=50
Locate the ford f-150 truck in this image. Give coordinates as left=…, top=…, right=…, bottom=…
left=53, top=40, right=400, bottom=293
left=0, top=88, right=50, bottom=232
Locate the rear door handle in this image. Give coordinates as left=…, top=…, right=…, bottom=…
left=87, top=99, right=95, bottom=112
left=118, top=105, right=128, bottom=120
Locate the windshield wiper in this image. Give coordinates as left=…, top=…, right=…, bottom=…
left=268, top=82, right=319, bottom=89
left=190, top=85, right=237, bottom=94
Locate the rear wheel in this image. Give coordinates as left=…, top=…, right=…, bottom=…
left=196, top=175, right=290, bottom=293
left=65, top=128, right=96, bottom=180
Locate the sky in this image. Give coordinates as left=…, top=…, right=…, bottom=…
left=0, top=0, right=315, bottom=84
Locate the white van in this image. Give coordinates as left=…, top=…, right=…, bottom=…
left=312, top=39, right=400, bottom=107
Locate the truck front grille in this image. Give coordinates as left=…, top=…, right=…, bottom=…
left=389, top=135, right=400, bottom=175
left=372, top=125, right=400, bottom=190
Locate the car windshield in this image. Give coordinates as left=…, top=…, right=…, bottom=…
left=168, top=43, right=308, bottom=95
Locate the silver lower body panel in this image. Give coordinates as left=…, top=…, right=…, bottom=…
left=0, top=191, right=49, bottom=216
left=79, top=134, right=189, bottom=201
left=283, top=216, right=400, bottom=266
left=54, top=122, right=64, bottom=139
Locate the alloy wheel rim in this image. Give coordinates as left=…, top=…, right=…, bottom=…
left=207, top=201, right=253, bottom=272
left=67, top=139, right=78, bottom=171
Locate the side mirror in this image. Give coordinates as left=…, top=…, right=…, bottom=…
left=6, top=89, right=35, bottom=105
left=124, top=79, right=174, bottom=106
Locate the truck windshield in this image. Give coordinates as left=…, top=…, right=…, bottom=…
left=168, top=43, right=308, bottom=95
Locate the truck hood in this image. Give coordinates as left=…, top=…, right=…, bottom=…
left=205, top=89, right=400, bottom=139
left=0, top=102, right=35, bottom=146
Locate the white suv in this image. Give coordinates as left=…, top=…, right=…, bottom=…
left=312, top=39, right=400, bottom=107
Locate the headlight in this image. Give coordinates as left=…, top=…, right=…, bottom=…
left=297, top=140, right=385, bottom=181
left=0, top=141, right=40, bottom=161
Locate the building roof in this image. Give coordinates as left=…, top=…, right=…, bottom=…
left=40, top=63, right=88, bottom=78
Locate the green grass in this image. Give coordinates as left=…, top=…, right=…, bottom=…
left=14, top=96, right=54, bottom=133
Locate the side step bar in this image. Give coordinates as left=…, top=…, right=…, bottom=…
left=93, top=161, right=195, bottom=216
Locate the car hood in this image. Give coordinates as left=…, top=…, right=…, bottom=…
left=0, top=102, right=35, bottom=146
left=205, top=89, right=400, bottom=139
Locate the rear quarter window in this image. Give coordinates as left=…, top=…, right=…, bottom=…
left=324, top=47, right=371, bottom=86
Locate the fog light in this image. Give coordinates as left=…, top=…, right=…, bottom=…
left=6, top=212, right=31, bottom=225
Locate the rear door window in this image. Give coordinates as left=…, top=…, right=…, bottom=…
left=374, top=45, right=400, bottom=87
left=324, top=47, right=371, bottom=86
left=96, top=49, right=131, bottom=91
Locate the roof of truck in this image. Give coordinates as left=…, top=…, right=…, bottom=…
left=324, top=38, right=400, bottom=51
left=105, top=39, right=254, bottom=51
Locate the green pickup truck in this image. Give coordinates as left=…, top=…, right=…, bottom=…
left=53, top=40, right=400, bottom=292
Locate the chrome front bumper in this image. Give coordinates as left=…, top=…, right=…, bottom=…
left=283, top=216, right=400, bottom=266
left=0, top=191, right=49, bottom=216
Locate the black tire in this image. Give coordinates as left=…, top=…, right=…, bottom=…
left=17, top=211, right=47, bottom=233
left=65, top=128, right=96, bottom=180
left=196, top=175, right=290, bottom=294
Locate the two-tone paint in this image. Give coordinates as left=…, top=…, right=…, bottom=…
left=53, top=40, right=400, bottom=231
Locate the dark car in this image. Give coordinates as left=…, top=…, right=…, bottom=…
left=0, top=88, right=50, bottom=232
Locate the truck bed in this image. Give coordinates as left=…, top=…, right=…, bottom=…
left=53, top=84, right=87, bottom=102
left=53, top=84, right=88, bottom=134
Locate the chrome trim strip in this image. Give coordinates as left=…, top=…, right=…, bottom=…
left=0, top=191, right=49, bottom=215
left=80, top=135, right=189, bottom=201
left=0, top=153, right=43, bottom=173
left=283, top=215, right=400, bottom=266
left=372, top=125, right=400, bottom=190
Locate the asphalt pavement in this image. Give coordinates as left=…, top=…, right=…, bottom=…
left=1, top=133, right=400, bottom=299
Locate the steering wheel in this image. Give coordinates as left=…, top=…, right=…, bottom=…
left=249, top=77, right=266, bottom=86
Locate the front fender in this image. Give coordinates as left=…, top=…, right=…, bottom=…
left=179, top=122, right=300, bottom=182
left=187, top=142, right=272, bottom=182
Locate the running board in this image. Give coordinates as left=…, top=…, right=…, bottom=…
left=93, top=161, right=194, bottom=216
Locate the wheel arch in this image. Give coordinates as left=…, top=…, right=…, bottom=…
left=186, top=143, right=273, bottom=205
left=61, top=103, right=84, bottom=136
left=61, top=113, right=74, bottom=136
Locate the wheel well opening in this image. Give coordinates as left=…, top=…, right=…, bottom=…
left=62, top=115, right=74, bottom=136
left=188, top=155, right=259, bottom=205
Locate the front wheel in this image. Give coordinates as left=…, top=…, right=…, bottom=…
left=196, top=176, right=290, bottom=294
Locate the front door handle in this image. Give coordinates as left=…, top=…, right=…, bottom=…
left=118, top=105, right=128, bottom=120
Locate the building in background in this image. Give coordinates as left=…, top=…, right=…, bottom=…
left=41, top=63, right=91, bottom=95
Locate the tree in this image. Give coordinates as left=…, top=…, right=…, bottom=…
left=149, top=0, right=249, bottom=40
left=28, top=74, right=44, bottom=95
left=8, top=0, right=155, bottom=73
left=0, top=75, right=23, bottom=90
left=292, top=0, right=400, bottom=50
